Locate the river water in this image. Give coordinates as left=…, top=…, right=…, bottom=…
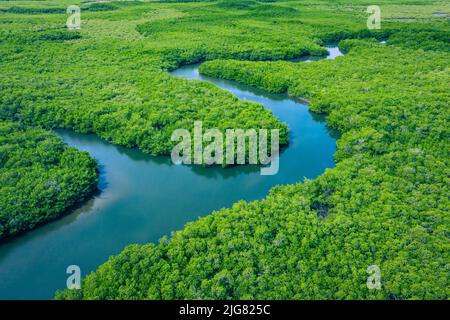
left=0, top=47, right=341, bottom=299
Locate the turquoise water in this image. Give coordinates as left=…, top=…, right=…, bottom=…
left=0, top=48, right=340, bottom=299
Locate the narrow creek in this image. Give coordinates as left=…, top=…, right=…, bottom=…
left=0, top=47, right=341, bottom=299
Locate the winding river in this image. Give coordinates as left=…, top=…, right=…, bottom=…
left=0, top=47, right=341, bottom=299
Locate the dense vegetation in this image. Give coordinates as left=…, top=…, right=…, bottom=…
left=0, top=121, right=98, bottom=239
left=0, top=0, right=448, bottom=299
left=1, top=0, right=294, bottom=157
left=58, top=37, right=450, bottom=299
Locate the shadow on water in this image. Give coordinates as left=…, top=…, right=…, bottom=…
left=69, top=131, right=285, bottom=180
left=0, top=46, right=341, bottom=300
